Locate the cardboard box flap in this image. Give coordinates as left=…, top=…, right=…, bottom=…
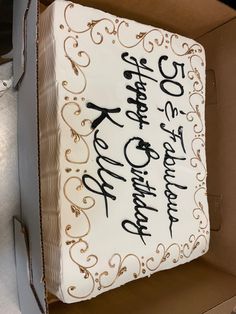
left=204, top=296, right=236, bottom=314
left=49, top=260, right=236, bottom=314
left=12, top=0, right=30, bottom=87
left=41, top=0, right=236, bottom=38
left=13, top=217, right=45, bottom=314
left=16, top=0, right=47, bottom=310
left=199, top=18, right=236, bottom=277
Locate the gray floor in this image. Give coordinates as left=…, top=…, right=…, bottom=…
left=0, top=62, right=21, bottom=314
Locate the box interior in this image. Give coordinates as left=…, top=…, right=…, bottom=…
left=23, top=1, right=236, bottom=313
left=40, top=0, right=236, bottom=38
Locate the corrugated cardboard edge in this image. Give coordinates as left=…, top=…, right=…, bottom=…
left=13, top=217, right=44, bottom=314
left=13, top=0, right=48, bottom=312
left=36, top=0, right=49, bottom=312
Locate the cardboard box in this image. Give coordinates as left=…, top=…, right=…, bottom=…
left=13, top=0, right=236, bottom=313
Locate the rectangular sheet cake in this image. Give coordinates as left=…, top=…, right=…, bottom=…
left=39, top=0, right=209, bottom=304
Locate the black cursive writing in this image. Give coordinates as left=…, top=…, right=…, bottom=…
left=122, top=137, right=159, bottom=244
left=122, top=52, right=158, bottom=129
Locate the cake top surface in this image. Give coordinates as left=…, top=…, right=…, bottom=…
left=39, top=1, right=209, bottom=303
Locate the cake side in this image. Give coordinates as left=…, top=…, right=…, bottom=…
left=39, top=3, right=64, bottom=300
left=39, top=0, right=209, bottom=304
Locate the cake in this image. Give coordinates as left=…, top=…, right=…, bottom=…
left=39, top=1, right=209, bottom=304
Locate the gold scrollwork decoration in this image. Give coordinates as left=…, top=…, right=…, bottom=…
left=64, top=176, right=95, bottom=236
left=146, top=234, right=208, bottom=272
left=64, top=176, right=97, bottom=299
left=63, top=36, right=90, bottom=94
left=61, top=102, right=93, bottom=164
left=98, top=253, right=141, bottom=290
left=64, top=3, right=165, bottom=52
left=182, top=234, right=207, bottom=257
left=67, top=244, right=98, bottom=299
left=193, top=187, right=209, bottom=229
left=64, top=3, right=116, bottom=44
left=85, top=18, right=116, bottom=44
left=146, top=243, right=181, bottom=272
left=117, top=21, right=164, bottom=52
left=187, top=54, right=204, bottom=92
left=187, top=92, right=204, bottom=133
left=190, top=137, right=207, bottom=182
left=170, top=34, right=203, bottom=56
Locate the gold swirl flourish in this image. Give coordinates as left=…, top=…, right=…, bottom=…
left=63, top=36, right=90, bottom=94
left=170, top=34, right=203, bottom=56
left=64, top=176, right=95, bottom=234
left=64, top=3, right=116, bottom=44
left=98, top=253, right=141, bottom=290
left=64, top=3, right=165, bottom=52
left=187, top=93, right=204, bottom=133
left=190, top=137, right=207, bottom=182
left=67, top=244, right=98, bottom=299
left=61, top=102, right=93, bottom=164
left=193, top=187, right=209, bottom=229
left=64, top=176, right=97, bottom=299
left=117, top=21, right=164, bottom=52
left=187, top=54, right=204, bottom=92
left=146, top=243, right=180, bottom=272
left=182, top=234, right=207, bottom=257
left=85, top=18, right=116, bottom=44
left=146, top=234, right=208, bottom=272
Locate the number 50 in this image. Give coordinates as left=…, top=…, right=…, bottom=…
left=158, top=55, right=185, bottom=97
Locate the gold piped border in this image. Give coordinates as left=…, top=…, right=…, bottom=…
left=58, top=2, right=209, bottom=300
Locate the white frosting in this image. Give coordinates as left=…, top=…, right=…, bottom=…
left=39, top=1, right=209, bottom=304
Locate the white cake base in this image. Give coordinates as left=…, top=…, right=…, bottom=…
left=39, top=1, right=209, bottom=304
